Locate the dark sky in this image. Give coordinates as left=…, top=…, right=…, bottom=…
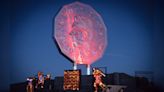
left=0, top=0, right=164, bottom=91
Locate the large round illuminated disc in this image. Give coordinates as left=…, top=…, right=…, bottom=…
left=54, top=2, right=107, bottom=65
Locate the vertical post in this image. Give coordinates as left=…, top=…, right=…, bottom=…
left=73, top=63, right=77, bottom=70
left=87, top=64, right=90, bottom=75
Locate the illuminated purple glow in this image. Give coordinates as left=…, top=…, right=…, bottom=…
left=54, top=2, right=107, bottom=65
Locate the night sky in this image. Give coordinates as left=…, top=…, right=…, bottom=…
left=0, top=0, right=164, bottom=91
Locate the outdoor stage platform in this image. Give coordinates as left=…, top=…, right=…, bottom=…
left=10, top=73, right=156, bottom=92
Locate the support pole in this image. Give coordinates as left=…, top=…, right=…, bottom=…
left=73, top=63, right=77, bottom=70
left=87, top=64, right=90, bottom=75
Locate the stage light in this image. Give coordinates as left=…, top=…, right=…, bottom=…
left=63, top=70, right=81, bottom=91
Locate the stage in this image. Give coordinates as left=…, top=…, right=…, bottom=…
left=10, top=73, right=157, bottom=92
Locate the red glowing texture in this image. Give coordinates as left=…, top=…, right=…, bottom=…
left=54, top=2, right=107, bottom=65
